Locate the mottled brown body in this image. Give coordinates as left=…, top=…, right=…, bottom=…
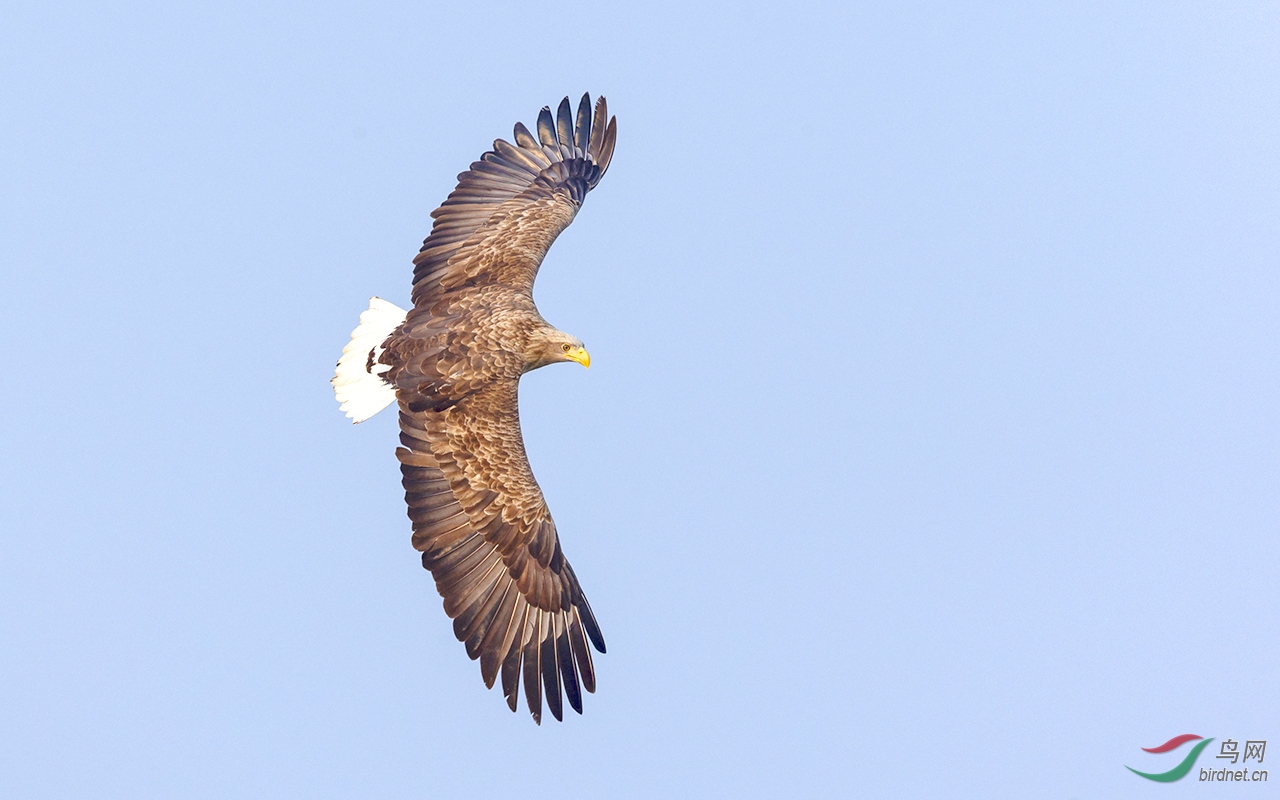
left=375, top=95, right=616, bottom=724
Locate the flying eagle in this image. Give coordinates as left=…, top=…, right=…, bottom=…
left=331, top=95, right=617, bottom=724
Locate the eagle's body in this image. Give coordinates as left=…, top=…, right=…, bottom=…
left=332, top=95, right=617, bottom=724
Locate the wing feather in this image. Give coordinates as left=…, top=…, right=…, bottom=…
left=555, top=97, right=575, bottom=158
left=491, top=139, right=545, bottom=174
left=574, top=93, right=591, bottom=152
left=438, top=547, right=500, bottom=603
left=522, top=611, right=543, bottom=724
left=479, top=151, right=537, bottom=177
left=477, top=583, right=518, bottom=686
left=588, top=96, right=607, bottom=160
left=395, top=382, right=605, bottom=723
left=501, top=603, right=527, bottom=711
left=536, top=106, right=558, bottom=148
left=409, top=95, right=617, bottom=305
left=556, top=613, right=583, bottom=714
left=568, top=614, right=595, bottom=693
left=454, top=558, right=507, bottom=642
left=540, top=614, right=563, bottom=722
left=512, top=121, right=539, bottom=151
left=597, top=116, right=618, bottom=174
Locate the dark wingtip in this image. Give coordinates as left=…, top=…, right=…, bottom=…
left=501, top=628, right=523, bottom=711
left=557, top=624, right=583, bottom=715
left=597, top=116, right=618, bottom=174
left=588, top=96, right=608, bottom=161
left=578, top=598, right=606, bottom=653
left=523, top=620, right=543, bottom=723
left=574, top=93, right=592, bottom=152
left=512, top=121, right=538, bottom=150
left=556, top=96, right=574, bottom=153
left=541, top=634, right=564, bottom=722
left=536, top=106, right=558, bottom=148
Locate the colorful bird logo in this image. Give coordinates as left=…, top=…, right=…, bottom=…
left=1127, top=734, right=1214, bottom=782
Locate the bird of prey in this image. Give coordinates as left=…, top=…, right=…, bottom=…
left=331, top=94, right=617, bottom=724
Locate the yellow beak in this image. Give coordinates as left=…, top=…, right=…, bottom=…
left=567, top=346, right=591, bottom=369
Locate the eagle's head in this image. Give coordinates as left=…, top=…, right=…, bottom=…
left=525, top=325, right=590, bottom=371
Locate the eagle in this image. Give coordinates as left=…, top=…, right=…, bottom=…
left=331, top=95, right=617, bottom=724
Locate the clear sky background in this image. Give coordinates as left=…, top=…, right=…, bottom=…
left=2, top=2, right=1277, bottom=797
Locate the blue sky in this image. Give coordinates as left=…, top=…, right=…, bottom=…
left=2, top=1, right=1277, bottom=797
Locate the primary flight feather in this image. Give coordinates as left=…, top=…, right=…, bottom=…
left=332, top=94, right=617, bottom=724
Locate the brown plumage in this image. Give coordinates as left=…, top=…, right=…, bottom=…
left=348, top=95, right=616, bottom=723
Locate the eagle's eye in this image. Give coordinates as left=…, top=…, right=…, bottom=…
left=561, top=343, right=572, bottom=352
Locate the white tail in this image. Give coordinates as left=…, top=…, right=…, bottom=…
left=332, top=297, right=408, bottom=423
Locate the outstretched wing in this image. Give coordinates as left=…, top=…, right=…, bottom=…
left=397, top=379, right=606, bottom=723
left=410, top=94, right=617, bottom=307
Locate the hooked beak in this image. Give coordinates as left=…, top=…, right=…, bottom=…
left=566, top=346, right=590, bottom=369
